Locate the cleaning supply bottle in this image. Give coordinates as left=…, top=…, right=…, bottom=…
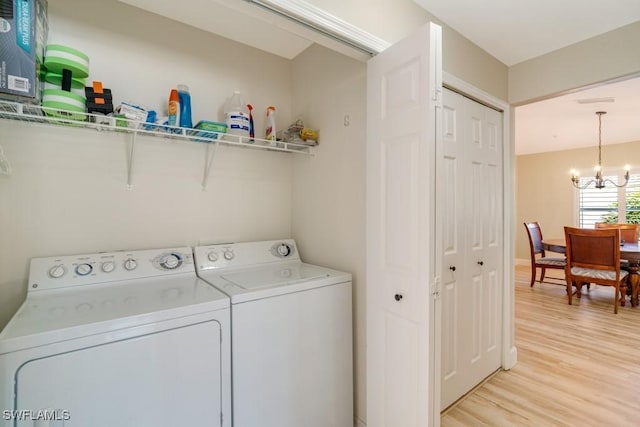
left=265, top=105, right=276, bottom=143
left=177, top=84, right=192, bottom=128
left=167, top=88, right=180, bottom=128
left=224, top=90, right=250, bottom=139
left=247, top=104, right=255, bottom=143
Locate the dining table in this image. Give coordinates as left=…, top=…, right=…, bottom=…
left=542, top=238, right=640, bottom=307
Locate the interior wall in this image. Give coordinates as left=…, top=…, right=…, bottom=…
left=510, top=21, right=640, bottom=272
left=290, top=44, right=367, bottom=426
left=308, top=0, right=431, bottom=45
left=308, top=0, right=509, bottom=100
left=0, top=0, right=296, bottom=329
left=509, top=22, right=640, bottom=104
left=289, top=21, right=509, bottom=427
left=285, top=5, right=508, bottom=426
left=0, top=3, right=513, bottom=427
left=516, top=140, right=640, bottom=260
left=49, top=0, right=294, bottom=131
left=440, top=26, right=508, bottom=101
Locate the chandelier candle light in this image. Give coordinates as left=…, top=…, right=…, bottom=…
left=570, top=111, right=630, bottom=189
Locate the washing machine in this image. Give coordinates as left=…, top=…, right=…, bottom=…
left=0, top=247, right=231, bottom=427
left=194, top=239, right=353, bottom=427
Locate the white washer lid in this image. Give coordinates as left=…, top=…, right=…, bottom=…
left=0, top=275, right=229, bottom=354
left=221, top=263, right=329, bottom=289
left=199, top=261, right=352, bottom=303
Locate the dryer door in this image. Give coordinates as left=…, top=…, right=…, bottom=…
left=14, top=321, right=222, bottom=427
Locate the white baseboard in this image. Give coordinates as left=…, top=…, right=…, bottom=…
left=355, top=417, right=366, bottom=427
left=504, top=345, right=518, bottom=370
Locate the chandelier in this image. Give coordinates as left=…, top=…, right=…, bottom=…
left=570, top=111, right=629, bottom=189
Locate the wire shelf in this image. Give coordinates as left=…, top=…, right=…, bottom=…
left=0, top=99, right=314, bottom=189
left=0, top=100, right=314, bottom=155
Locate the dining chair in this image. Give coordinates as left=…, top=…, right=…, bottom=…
left=564, top=226, right=629, bottom=314
left=523, top=222, right=566, bottom=287
left=594, top=222, right=640, bottom=244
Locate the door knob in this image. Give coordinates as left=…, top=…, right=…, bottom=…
left=394, top=294, right=403, bottom=301
left=449, top=266, right=456, bottom=271
left=477, top=261, right=484, bottom=266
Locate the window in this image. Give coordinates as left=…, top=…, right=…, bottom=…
left=577, top=171, right=640, bottom=228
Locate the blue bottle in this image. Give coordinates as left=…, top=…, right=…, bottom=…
left=177, top=84, right=192, bottom=128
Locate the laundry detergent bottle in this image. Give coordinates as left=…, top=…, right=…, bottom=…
left=224, top=90, right=250, bottom=140
left=177, top=84, right=192, bottom=128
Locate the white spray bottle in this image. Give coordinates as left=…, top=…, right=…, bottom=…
left=265, top=105, right=276, bottom=144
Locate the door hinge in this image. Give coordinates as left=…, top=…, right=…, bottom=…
left=431, top=277, right=441, bottom=300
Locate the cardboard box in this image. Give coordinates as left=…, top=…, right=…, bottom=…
left=116, top=102, right=148, bottom=128
left=0, top=0, right=48, bottom=103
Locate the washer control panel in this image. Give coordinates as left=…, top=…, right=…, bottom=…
left=156, top=252, right=184, bottom=270
left=271, top=242, right=295, bottom=258
left=194, top=239, right=300, bottom=271
left=30, top=247, right=194, bottom=292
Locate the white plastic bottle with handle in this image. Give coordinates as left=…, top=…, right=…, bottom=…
left=224, top=90, right=250, bottom=141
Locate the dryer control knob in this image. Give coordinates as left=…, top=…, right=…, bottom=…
left=48, top=264, right=67, bottom=279
left=277, top=243, right=292, bottom=257
left=124, top=258, right=138, bottom=271
left=208, top=251, right=219, bottom=262
left=160, top=253, right=182, bottom=270
left=101, top=261, right=116, bottom=273
left=224, top=250, right=234, bottom=261
left=75, top=263, right=93, bottom=276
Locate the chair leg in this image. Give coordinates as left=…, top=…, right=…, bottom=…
left=614, top=285, right=620, bottom=314
left=530, top=265, right=536, bottom=287
left=567, top=279, right=573, bottom=305
left=576, top=282, right=583, bottom=298
left=540, top=267, right=546, bottom=283
left=619, top=280, right=627, bottom=308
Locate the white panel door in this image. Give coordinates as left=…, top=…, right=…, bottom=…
left=367, top=22, right=442, bottom=427
left=439, top=89, right=466, bottom=409
left=440, top=88, right=503, bottom=409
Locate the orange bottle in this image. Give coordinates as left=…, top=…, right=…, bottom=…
left=168, top=89, right=180, bottom=127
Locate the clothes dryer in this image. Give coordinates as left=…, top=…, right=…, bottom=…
left=0, top=247, right=231, bottom=427
left=194, top=239, right=353, bottom=427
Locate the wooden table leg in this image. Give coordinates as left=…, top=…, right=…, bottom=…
left=627, top=264, right=639, bottom=307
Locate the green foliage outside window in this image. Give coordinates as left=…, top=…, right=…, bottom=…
left=600, top=191, right=640, bottom=224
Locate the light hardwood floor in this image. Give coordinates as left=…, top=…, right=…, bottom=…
left=441, top=265, right=640, bottom=426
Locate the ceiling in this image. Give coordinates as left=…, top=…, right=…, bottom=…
left=117, top=0, right=640, bottom=155
left=115, top=0, right=370, bottom=61
left=515, top=76, right=640, bottom=155
left=413, top=0, right=640, bottom=66
left=412, top=0, right=640, bottom=156
left=117, top=0, right=640, bottom=66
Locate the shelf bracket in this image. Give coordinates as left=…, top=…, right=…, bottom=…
left=127, top=131, right=137, bottom=190
left=0, top=100, right=315, bottom=191
left=202, top=142, right=218, bottom=190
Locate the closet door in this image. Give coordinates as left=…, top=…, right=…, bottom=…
left=440, top=89, right=468, bottom=409
left=440, top=88, right=503, bottom=410
left=366, top=22, right=442, bottom=427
